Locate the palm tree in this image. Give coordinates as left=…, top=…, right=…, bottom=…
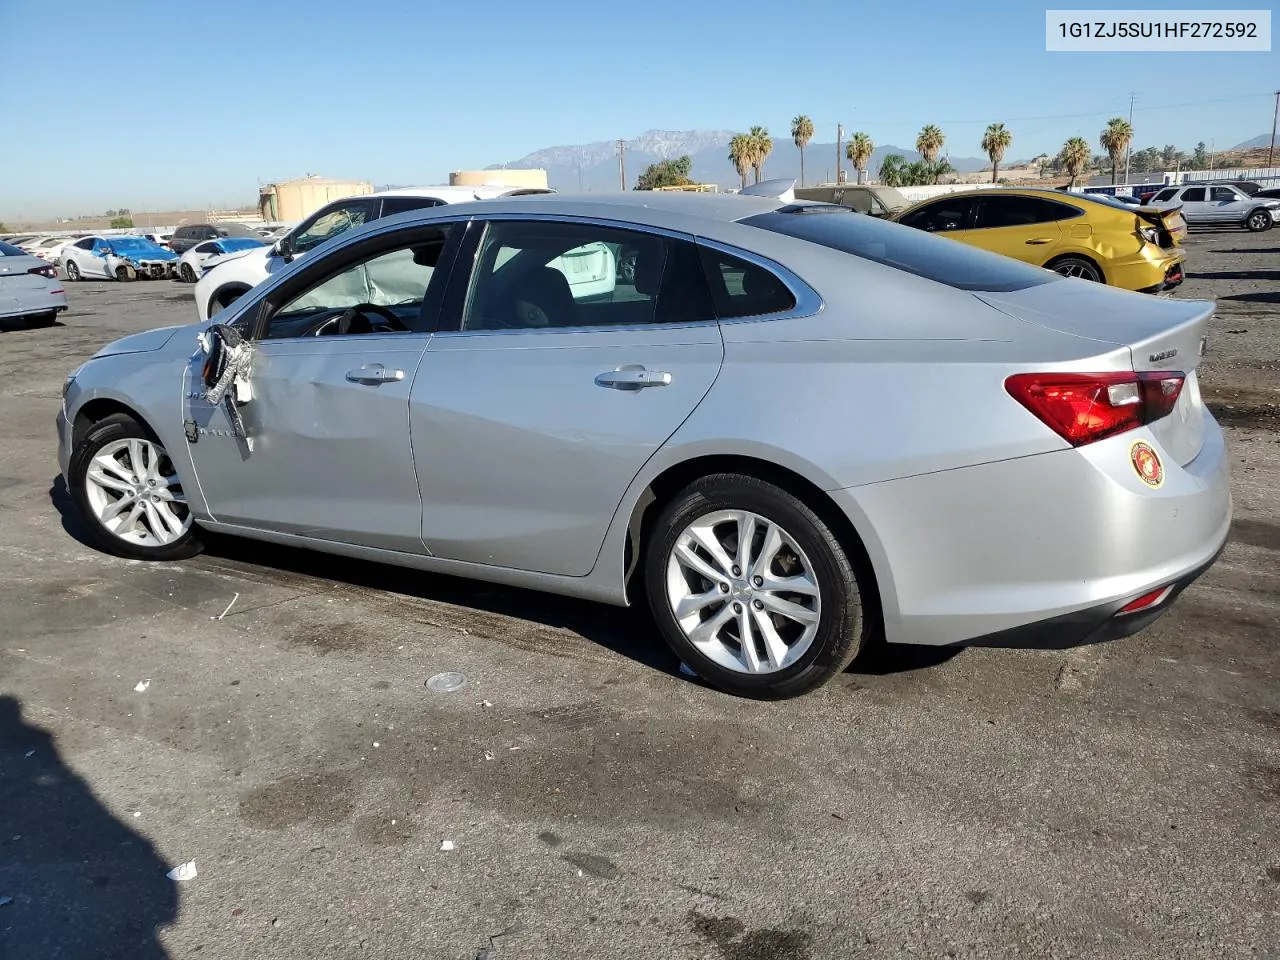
left=749, top=125, right=772, bottom=183
left=981, top=123, right=1013, bottom=183
left=791, top=115, right=814, bottom=186
left=916, top=124, right=945, bottom=165
left=878, top=154, right=908, bottom=187
left=846, top=132, right=874, bottom=180
left=1059, top=136, right=1092, bottom=188
left=1099, top=117, right=1134, bottom=185
left=728, top=134, right=752, bottom=189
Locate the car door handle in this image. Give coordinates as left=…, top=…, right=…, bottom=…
left=1025, top=238, right=1054, bottom=245
left=346, top=363, right=404, bottom=385
left=594, top=366, right=672, bottom=390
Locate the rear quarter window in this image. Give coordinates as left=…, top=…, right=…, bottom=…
left=0, top=240, right=27, bottom=256
left=741, top=207, right=1058, bottom=293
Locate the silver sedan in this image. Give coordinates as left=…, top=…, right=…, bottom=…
left=1, top=241, right=67, bottom=328
left=56, top=189, right=1231, bottom=699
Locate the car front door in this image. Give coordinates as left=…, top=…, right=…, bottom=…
left=896, top=196, right=978, bottom=236
left=182, top=222, right=460, bottom=553
left=1209, top=186, right=1243, bottom=224
left=411, top=217, right=725, bottom=577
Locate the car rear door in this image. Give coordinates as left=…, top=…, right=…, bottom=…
left=965, top=194, right=1081, bottom=264
left=410, top=217, right=724, bottom=577
left=1178, top=186, right=1209, bottom=223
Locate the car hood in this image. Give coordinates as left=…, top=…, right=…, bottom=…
left=91, top=324, right=188, bottom=359
left=112, top=248, right=178, bottom=262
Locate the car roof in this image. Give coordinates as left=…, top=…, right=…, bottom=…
left=399, top=190, right=787, bottom=224
left=371, top=184, right=555, bottom=201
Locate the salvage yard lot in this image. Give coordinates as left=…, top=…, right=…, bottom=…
left=1, top=231, right=1277, bottom=959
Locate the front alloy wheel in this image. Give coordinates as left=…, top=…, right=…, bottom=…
left=69, top=414, right=203, bottom=560
left=1246, top=210, right=1272, bottom=232
left=645, top=474, right=866, bottom=699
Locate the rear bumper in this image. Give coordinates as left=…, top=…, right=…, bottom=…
left=833, top=412, right=1232, bottom=648
left=1107, top=248, right=1186, bottom=293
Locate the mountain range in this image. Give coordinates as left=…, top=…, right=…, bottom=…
left=1228, top=132, right=1278, bottom=151
left=487, top=129, right=992, bottom=191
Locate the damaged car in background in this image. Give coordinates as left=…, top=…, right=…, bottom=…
left=57, top=189, right=1230, bottom=700
left=60, top=235, right=180, bottom=282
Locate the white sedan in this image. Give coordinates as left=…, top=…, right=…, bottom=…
left=175, top=236, right=267, bottom=283
left=0, top=240, right=67, bottom=328
left=24, top=236, right=77, bottom=264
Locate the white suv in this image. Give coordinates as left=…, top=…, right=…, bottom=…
left=193, top=184, right=553, bottom=321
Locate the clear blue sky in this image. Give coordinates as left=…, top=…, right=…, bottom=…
left=1, top=0, right=1276, bottom=218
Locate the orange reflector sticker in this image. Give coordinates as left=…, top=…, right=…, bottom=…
left=1130, top=440, right=1164, bottom=488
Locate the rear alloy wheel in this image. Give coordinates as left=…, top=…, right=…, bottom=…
left=1051, top=256, right=1103, bottom=282
left=645, top=474, right=866, bottom=699
left=1246, top=210, right=1273, bottom=232
left=65, top=260, right=80, bottom=281
left=69, top=414, right=202, bottom=561
left=179, top=263, right=197, bottom=283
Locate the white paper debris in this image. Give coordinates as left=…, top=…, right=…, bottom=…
left=166, top=861, right=197, bottom=882
left=439, top=840, right=455, bottom=851
left=213, top=593, right=240, bottom=621
left=133, top=812, right=141, bottom=818
left=479, top=700, right=493, bottom=708
left=134, top=679, right=151, bottom=693
left=373, top=742, right=380, bottom=749
left=484, top=751, right=495, bottom=761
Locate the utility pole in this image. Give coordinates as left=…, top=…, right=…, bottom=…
left=1124, top=91, right=1136, bottom=184
left=617, top=140, right=626, bottom=191
left=1268, top=90, right=1279, bottom=168
left=1208, top=137, right=1215, bottom=171
left=835, top=123, right=844, bottom=184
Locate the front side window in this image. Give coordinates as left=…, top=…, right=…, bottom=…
left=462, top=221, right=709, bottom=331
left=1211, top=187, right=1238, bottom=202
left=1182, top=187, right=1206, bottom=202
left=266, top=226, right=454, bottom=339
left=897, top=197, right=976, bottom=233
left=290, top=199, right=378, bottom=255
left=74, top=238, right=95, bottom=250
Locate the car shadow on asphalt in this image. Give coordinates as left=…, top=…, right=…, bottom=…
left=1194, top=270, right=1280, bottom=282
left=1221, top=291, right=1280, bottom=304
left=0, top=695, right=177, bottom=959
left=0, top=318, right=66, bottom=333
left=48, top=477, right=956, bottom=681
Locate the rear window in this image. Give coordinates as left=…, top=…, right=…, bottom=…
left=740, top=206, right=1058, bottom=292
left=0, top=241, right=28, bottom=256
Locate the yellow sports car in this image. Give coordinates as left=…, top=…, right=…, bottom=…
left=892, top=188, right=1186, bottom=293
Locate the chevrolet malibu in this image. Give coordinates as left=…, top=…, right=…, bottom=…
left=57, top=191, right=1231, bottom=699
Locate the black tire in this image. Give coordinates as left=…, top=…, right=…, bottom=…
left=644, top=473, right=866, bottom=699
left=1245, top=209, right=1273, bottom=232
left=115, top=265, right=135, bottom=282
left=208, top=286, right=247, bottom=318
left=1049, top=256, right=1103, bottom=283
left=179, top=263, right=196, bottom=283
left=68, top=413, right=203, bottom=561
left=64, top=260, right=80, bottom=281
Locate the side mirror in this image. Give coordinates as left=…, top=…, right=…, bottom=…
left=274, top=237, right=293, bottom=263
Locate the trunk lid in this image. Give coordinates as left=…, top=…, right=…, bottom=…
left=977, top=281, right=1213, bottom=465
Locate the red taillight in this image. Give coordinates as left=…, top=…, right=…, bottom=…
left=28, top=264, right=57, bottom=279
left=1005, top=371, right=1185, bottom=447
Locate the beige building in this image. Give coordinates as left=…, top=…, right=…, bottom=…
left=449, top=168, right=549, bottom=190
left=258, top=175, right=374, bottom=222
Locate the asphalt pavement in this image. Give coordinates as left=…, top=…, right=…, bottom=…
left=1, top=231, right=1277, bottom=960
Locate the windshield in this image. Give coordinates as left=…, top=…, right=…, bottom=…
left=218, top=237, right=266, bottom=253
left=742, top=206, right=1058, bottom=292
